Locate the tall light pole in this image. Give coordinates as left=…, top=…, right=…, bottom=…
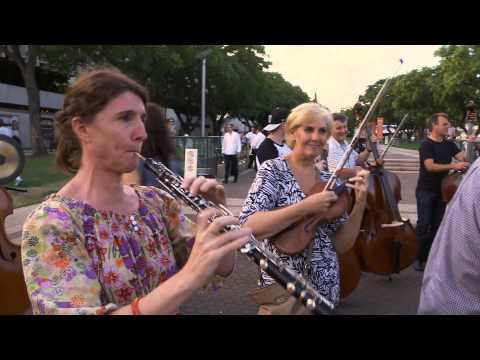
left=195, top=49, right=212, bottom=137
left=201, top=57, right=207, bottom=136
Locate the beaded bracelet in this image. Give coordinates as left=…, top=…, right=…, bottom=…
left=131, top=297, right=142, bottom=315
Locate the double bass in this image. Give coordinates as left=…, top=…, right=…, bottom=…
left=0, top=134, right=30, bottom=314
left=353, top=106, right=418, bottom=275
left=441, top=100, right=479, bottom=203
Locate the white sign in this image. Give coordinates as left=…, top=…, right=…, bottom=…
left=184, top=148, right=198, bottom=179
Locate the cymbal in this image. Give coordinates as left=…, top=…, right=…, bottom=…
left=0, top=135, right=25, bottom=186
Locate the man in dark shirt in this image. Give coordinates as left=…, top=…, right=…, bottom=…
left=415, top=113, right=469, bottom=271
left=256, top=108, right=291, bottom=167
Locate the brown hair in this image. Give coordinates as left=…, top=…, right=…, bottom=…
left=427, top=112, right=449, bottom=131
left=141, top=103, right=175, bottom=166
left=55, top=66, right=148, bottom=173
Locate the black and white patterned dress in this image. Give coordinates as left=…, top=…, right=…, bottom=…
left=239, top=158, right=348, bottom=306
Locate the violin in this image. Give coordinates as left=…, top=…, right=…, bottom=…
left=441, top=170, right=464, bottom=203
left=0, top=186, right=31, bottom=314
left=272, top=180, right=351, bottom=255
left=441, top=102, right=479, bottom=203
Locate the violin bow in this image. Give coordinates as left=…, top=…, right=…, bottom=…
left=379, top=113, right=409, bottom=161
left=324, top=59, right=404, bottom=191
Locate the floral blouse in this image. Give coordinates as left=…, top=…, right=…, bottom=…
left=22, top=185, right=212, bottom=315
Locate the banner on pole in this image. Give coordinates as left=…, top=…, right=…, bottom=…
left=184, top=148, right=198, bottom=179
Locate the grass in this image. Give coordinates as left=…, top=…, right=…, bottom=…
left=8, top=154, right=72, bottom=209
left=391, top=142, right=421, bottom=150
left=346, top=137, right=421, bottom=151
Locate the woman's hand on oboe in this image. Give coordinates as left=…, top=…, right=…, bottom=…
left=182, top=176, right=226, bottom=205
left=182, top=208, right=251, bottom=287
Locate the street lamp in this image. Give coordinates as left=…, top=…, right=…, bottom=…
left=195, top=49, right=212, bottom=136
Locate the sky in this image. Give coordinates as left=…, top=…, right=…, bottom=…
left=263, top=45, right=442, bottom=112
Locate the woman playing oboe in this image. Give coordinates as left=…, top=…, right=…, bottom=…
left=21, top=67, right=251, bottom=315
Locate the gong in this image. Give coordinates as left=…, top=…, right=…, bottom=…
left=0, top=135, right=25, bottom=186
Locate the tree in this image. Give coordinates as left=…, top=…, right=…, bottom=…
left=1, top=45, right=47, bottom=155
left=390, top=67, right=442, bottom=135
left=434, top=45, right=480, bottom=125
left=39, top=45, right=311, bottom=136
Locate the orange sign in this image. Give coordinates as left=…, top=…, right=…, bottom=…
left=184, top=149, right=198, bottom=179
left=376, top=117, right=384, bottom=140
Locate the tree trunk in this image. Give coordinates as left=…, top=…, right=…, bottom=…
left=23, top=64, right=47, bottom=155
left=4, top=45, right=47, bottom=156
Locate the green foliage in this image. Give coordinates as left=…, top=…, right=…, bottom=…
left=38, top=45, right=310, bottom=135
left=0, top=58, right=67, bottom=93
left=353, top=45, right=480, bottom=134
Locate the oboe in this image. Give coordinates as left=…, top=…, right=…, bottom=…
left=137, top=154, right=335, bottom=315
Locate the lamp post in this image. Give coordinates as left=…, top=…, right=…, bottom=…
left=201, top=57, right=206, bottom=136
left=195, top=49, right=212, bottom=137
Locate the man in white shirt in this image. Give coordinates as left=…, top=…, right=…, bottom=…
left=327, top=113, right=376, bottom=179
left=244, top=126, right=259, bottom=170
left=222, top=123, right=242, bottom=183
left=250, top=130, right=266, bottom=151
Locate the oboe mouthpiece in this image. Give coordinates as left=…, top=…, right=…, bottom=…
left=136, top=153, right=146, bottom=161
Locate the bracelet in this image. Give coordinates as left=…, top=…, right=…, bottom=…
left=131, top=297, right=142, bottom=315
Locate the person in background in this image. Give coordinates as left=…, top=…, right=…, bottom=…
left=222, top=123, right=242, bottom=184
left=256, top=108, right=292, bottom=168
left=123, top=103, right=175, bottom=187
left=327, top=113, right=377, bottom=179
left=244, top=126, right=259, bottom=170
left=414, top=113, right=469, bottom=272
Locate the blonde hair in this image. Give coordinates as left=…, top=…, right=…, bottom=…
left=285, top=103, right=333, bottom=149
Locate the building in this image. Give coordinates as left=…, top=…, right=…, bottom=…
left=0, top=82, right=63, bottom=151
left=0, top=82, right=186, bottom=150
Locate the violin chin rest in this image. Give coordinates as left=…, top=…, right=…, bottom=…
left=380, top=221, right=404, bottom=229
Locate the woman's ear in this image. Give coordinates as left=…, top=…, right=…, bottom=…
left=71, top=116, right=91, bottom=144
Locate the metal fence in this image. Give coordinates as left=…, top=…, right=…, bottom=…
left=173, top=136, right=249, bottom=178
